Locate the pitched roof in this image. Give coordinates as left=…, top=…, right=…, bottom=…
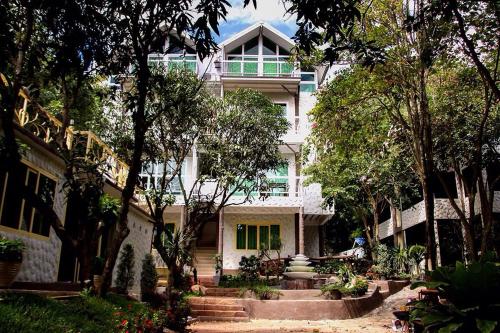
left=218, top=21, right=295, bottom=50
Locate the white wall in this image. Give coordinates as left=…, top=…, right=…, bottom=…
left=222, top=213, right=296, bottom=270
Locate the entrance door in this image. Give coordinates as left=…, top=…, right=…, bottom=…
left=196, top=220, right=218, bottom=248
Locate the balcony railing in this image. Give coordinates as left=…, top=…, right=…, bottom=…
left=147, top=53, right=197, bottom=73
left=14, top=93, right=129, bottom=187
left=220, top=56, right=299, bottom=78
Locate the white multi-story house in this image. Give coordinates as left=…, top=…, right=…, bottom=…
left=141, top=22, right=334, bottom=276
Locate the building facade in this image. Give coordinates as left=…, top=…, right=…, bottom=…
left=143, top=22, right=334, bottom=275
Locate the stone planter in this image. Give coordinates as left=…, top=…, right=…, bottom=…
left=328, top=289, right=342, bottom=300
left=0, top=261, right=22, bottom=288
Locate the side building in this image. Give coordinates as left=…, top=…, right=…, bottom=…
left=0, top=98, right=153, bottom=296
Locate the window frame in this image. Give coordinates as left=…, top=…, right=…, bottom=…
left=0, top=159, right=58, bottom=240
left=235, top=223, right=281, bottom=250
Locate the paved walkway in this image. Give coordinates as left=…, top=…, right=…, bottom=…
left=189, top=286, right=418, bottom=333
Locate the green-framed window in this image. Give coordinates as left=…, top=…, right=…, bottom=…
left=236, top=224, right=280, bottom=250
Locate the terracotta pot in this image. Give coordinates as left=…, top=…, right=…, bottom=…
left=93, top=275, right=103, bottom=290
left=0, top=260, right=22, bottom=288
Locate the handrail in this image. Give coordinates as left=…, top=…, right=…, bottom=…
left=13, top=93, right=129, bottom=187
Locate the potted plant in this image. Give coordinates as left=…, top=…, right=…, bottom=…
left=320, top=282, right=343, bottom=300
left=213, top=254, right=222, bottom=286
left=0, top=237, right=25, bottom=287
left=92, top=256, right=105, bottom=291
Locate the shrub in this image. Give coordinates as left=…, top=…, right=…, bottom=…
left=0, top=237, right=24, bottom=262
left=320, top=282, right=345, bottom=299
left=141, top=254, right=158, bottom=301
left=252, top=285, right=282, bottom=300
left=373, top=244, right=396, bottom=278
left=410, top=260, right=500, bottom=333
left=115, top=243, right=135, bottom=294
left=239, top=255, right=260, bottom=281
left=344, top=276, right=369, bottom=297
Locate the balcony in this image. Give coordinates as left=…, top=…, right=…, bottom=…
left=218, top=56, right=301, bottom=93
left=147, top=53, right=197, bottom=73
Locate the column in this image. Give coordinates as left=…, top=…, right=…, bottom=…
left=217, top=208, right=224, bottom=255
left=299, top=206, right=305, bottom=255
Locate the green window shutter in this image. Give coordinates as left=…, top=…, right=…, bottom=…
left=270, top=225, right=280, bottom=250
left=259, top=225, right=269, bottom=249
left=236, top=224, right=247, bottom=249
left=247, top=225, right=257, bottom=250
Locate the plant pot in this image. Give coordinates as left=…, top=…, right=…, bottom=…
left=93, top=274, right=103, bottom=290
left=0, top=260, right=22, bottom=288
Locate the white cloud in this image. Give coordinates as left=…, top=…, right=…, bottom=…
left=225, top=0, right=296, bottom=26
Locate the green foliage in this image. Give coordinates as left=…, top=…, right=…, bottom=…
left=0, top=237, right=24, bottom=262
left=248, top=285, right=282, bottom=300
left=98, top=194, right=121, bottom=226
left=314, top=261, right=343, bottom=275
left=238, top=255, right=260, bottom=281
left=372, top=244, right=397, bottom=278
left=115, top=244, right=135, bottom=294
left=213, top=254, right=223, bottom=274
left=140, top=254, right=158, bottom=300
left=410, top=261, right=500, bottom=333
left=0, top=292, right=165, bottom=333
left=321, top=276, right=369, bottom=298
left=320, top=282, right=345, bottom=299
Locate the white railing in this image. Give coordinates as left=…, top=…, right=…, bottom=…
left=147, top=53, right=198, bottom=73
left=220, top=57, right=299, bottom=78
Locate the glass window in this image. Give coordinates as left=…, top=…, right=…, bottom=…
left=244, top=37, right=259, bottom=55
left=279, top=46, right=290, bottom=56
left=163, top=223, right=175, bottom=243
left=247, top=225, right=258, bottom=250
left=301, top=73, right=315, bottom=81
left=270, top=225, right=280, bottom=250
left=259, top=225, right=269, bottom=249
left=0, top=164, right=26, bottom=229
left=227, top=45, right=242, bottom=54
left=31, top=174, right=56, bottom=237
left=262, top=37, right=277, bottom=55
left=236, top=224, right=247, bottom=249
left=0, top=164, right=56, bottom=237
left=300, top=83, right=316, bottom=93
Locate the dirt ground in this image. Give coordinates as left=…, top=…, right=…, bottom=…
left=189, top=286, right=418, bottom=333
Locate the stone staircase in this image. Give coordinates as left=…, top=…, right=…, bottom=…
left=194, top=247, right=217, bottom=283
left=189, top=296, right=249, bottom=322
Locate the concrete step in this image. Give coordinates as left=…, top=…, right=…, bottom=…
left=188, top=296, right=245, bottom=306
left=196, top=315, right=250, bottom=322
left=192, top=310, right=248, bottom=318
left=191, top=303, right=245, bottom=311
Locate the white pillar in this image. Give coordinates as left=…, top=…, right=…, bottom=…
left=218, top=208, right=224, bottom=255
left=299, top=206, right=305, bottom=255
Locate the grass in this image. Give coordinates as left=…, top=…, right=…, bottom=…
left=0, top=292, right=149, bottom=333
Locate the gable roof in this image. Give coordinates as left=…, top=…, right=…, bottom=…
left=218, top=21, right=295, bottom=51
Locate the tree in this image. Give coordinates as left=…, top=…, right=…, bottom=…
left=115, top=243, right=135, bottom=294
left=431, top=63, right=500, bottom=260
left=140, top=253, right=158, bottom=301
left=144, top=87, right=288, bottom=291
left=306, top=66, right=417, bottom=259
left=97, top=0, right=235, bottom=295
left=0, top=0, right=126, bottom=283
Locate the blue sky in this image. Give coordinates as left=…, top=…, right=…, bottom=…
left=215, top=0, right=298, bottom=43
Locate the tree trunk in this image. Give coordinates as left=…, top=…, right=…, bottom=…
left=422, top=173, right=436, bottom=270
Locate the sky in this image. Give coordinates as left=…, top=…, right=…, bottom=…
left=215, top=0, right=298, bottom=43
